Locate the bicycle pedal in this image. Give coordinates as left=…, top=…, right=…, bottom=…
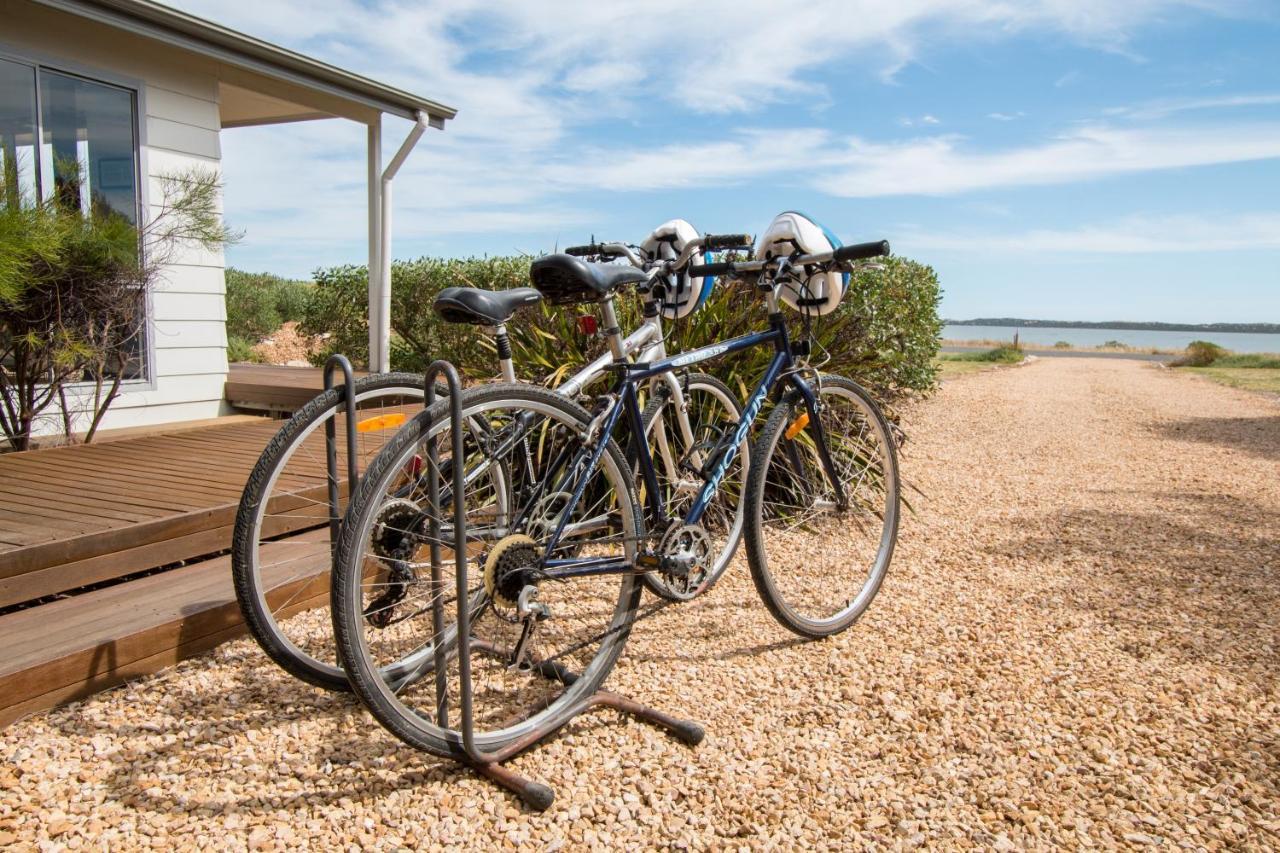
left=636, top=551, right=661, bottom=570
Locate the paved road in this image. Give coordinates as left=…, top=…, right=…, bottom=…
left=942, top=344, right=1175, bottom=362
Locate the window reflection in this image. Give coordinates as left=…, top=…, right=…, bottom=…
left=39, top=69, right=138, bottom=223
left=2, top=59, right=145, bottom=381
left=0, top=58, right=39, bottom=207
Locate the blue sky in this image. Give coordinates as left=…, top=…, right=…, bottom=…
left=171, top=0, right=1280, bottom=323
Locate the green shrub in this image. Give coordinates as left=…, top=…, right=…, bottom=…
left=225, top=268, right=313, bottom=342
left=1214, top=352, right=1280, bottom=369
left=941, top=346, right=1023, bottom=364
left=1054, top=341, right=1071, bottom=349
left=226, top=334, right=260, bottom=364
left=1173, top=340, right=1227, bottom=367
left=2, top=167, right=235, bottom=448
left=1101, top=340, right=1128, bottom=350
left=301, top=254, right=943, bottom=398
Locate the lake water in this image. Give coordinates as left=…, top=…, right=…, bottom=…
left=942, top=324, right=1280, bottom=354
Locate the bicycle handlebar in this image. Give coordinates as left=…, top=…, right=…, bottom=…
left=687, top=238, right=891, bottom=279
left=687, top=260, right=737, bottom=277
left=702, top=233, right=754, bottom=251
left=833, top=240, right=891, bottom=262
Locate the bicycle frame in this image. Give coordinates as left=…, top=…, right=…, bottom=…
left=537, top=311, right=845, bottom=580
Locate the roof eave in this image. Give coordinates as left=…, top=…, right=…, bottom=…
left=29, top=0, right=457, bottom=125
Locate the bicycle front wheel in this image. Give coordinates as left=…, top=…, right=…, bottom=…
left=331, top=383, right=643, bottom=758
left=743, top=374, right=899, bottom=638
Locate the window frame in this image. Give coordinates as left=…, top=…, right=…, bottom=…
left=0, top=41, right=155, bottom=391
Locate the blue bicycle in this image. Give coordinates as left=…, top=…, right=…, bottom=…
left=329, top=221, right=900, bottom=757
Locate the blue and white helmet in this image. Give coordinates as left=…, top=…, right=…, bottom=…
left=755, top=211, right=850, bottom=316
left=642, top=219, right=714, bottom=321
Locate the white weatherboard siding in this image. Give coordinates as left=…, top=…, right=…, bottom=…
left=5, top=1, right=232, bottom=436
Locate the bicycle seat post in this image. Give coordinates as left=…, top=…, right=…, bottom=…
left=598, top=296, right=628, bottom=362
left=493, top=321, right=516, bottom=382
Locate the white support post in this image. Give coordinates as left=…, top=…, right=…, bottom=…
left=366, top=118, right=382, bottom=372
left=376, top=111, right=430, bottom=373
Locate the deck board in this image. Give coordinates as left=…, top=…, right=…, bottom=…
left=225, top=363, right=368, bottom=413
left=0, top=368, right=416, bottom=725
left=0, top=530, right=332, bottom=727
left=0, top=415, right=334, bottom=599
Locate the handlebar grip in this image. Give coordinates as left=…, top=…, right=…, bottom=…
left=832, top=239, right=890, bottom=262
left=688, top=261, right=737, bottom=278
left=564, top=244, right=601, bottom=257
left=703, top=233, right=754, bottom=251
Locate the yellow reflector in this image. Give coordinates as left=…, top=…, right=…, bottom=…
left=356, top=413, right=407, bottom=433
left=784, top=411, right=810, bottom=440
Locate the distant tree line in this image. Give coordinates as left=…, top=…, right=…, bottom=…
left=946, top=318, right=1280, bottom=334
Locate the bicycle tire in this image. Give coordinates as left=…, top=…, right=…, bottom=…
left=231, top=372, right=431, bottom=691
left=743, top=374, right=899, bottom=638
left=638, top=372, right=746, bottom=599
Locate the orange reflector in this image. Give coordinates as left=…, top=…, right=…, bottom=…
left=784, top=411, right=810, bottom=440
left=356, top=413, right=407, bottom=433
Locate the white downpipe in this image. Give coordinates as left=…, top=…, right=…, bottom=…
left=366, top=118, right=382, bottom=372
left=375, top=111, right=430, bottom=372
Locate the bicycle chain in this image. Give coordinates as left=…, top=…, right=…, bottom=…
left=530, top=593, right=678, bottom=669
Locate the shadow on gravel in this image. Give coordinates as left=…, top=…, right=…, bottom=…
left=1152, top=415, right=1280, bottom=461
left=989, top=495, right=1280, bottom=686
left=84, top=650, right=678, bottom=818
left=75, top=660, right=477, bottom=818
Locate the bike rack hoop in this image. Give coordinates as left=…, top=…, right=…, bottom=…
left=322, top=354, right=360, bottom=548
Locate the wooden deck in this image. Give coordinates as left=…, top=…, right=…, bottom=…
left=0, top=405, right=383, bottom=727
left=225, top=362, right=366, bottom=413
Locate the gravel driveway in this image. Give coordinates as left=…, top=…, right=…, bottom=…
left=3, top=358, right=1277, bottom=849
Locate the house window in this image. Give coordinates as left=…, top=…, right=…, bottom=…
left=0, top=55, right=145, bottom=380
left=38, top=69, right=139, bottom=223
left=0, top=59, right=39, bottom=207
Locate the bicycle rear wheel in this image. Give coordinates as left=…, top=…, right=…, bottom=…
left=743, top=374, right=899, bottom=638
left=331, top=383, right=643, bottom=757
left=639, top=372, right=746, bottom=599
left=231, top=373, right=428, bottom=690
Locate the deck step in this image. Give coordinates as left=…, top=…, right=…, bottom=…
left=0, top=530, right=332, bottom=727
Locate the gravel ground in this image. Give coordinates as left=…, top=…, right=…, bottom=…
left=3, top=357, right=1278, bottom=849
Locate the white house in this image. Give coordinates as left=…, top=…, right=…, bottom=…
left=1, top=0, right=454, bottom=433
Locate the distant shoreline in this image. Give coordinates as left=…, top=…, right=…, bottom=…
left=946, top=319, right=1280, bottom=334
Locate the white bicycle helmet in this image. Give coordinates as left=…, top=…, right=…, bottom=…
left=755, top=211, right=850, bottom=316
left=641, top=219, right=713, bottom=320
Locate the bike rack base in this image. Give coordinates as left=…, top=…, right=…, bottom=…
left=460, top=643, right=704, bottom=811
left=414, top=359, right=706, bottom=811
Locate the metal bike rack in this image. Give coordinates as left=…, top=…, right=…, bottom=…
left=419, top=359, right=706, bottom=811
left=322, top=354, right=360, bottom=549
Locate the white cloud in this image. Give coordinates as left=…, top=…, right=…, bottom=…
left=169, top=0, right=1254, bottom=120
left=818, top=123, right=1280, bottom=196
left=158, top=0, right=1270, bottom=273
left=987, top=111, right=1026, bottom=121
left=899, top=212, right=1280, bottom=253
left=1106, top=93, right=1280, bottom=120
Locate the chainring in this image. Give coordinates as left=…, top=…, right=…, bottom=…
left=648, top=520, right=712, bottom=602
